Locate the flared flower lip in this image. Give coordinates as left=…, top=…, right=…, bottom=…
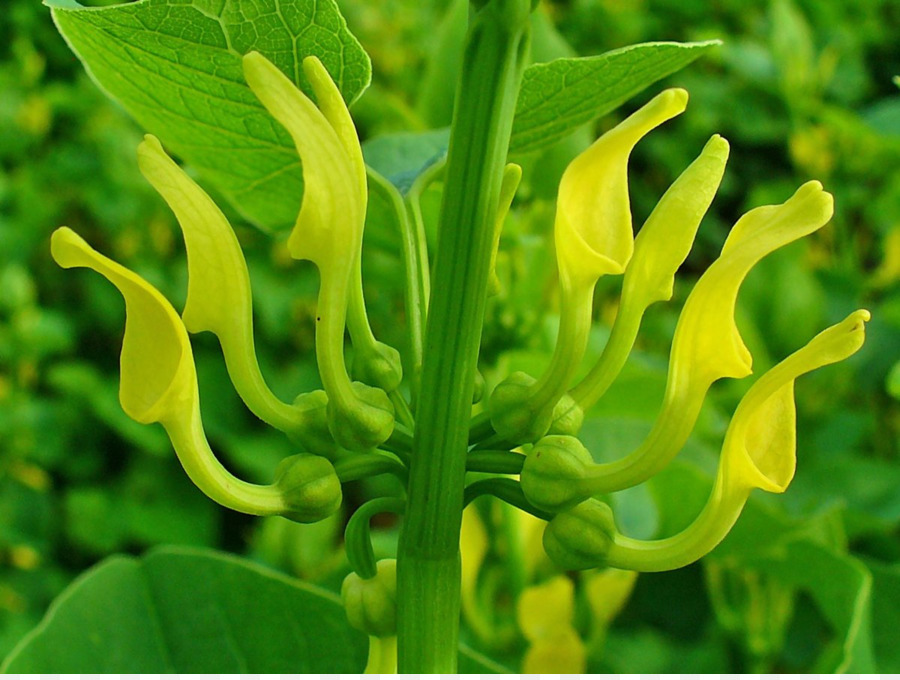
left=50, top=226, right=195, bottom=425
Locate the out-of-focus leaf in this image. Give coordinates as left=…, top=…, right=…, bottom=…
left=746, top=542, right=876, bottom=673
left=47, top=0, right=371, bottom=231
left=363, top=129, right=449, bottom=195
left=1, top=547, right=367, bottom=672
left=510, top=41, right=720, bottom=154
left=867, top=560, right=900, bottom=672
left=459, top=642, right=512, bottom=673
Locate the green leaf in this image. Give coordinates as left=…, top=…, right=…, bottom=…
left=746, top=542, right=877, bottom=673
left=868, top=560, right=900, bottom=672
left=2, top=546, right=367, bottom=672
left=509, top=41, right=720, bottom=154
left=47, top=0, right=371, bottom=231
left=363, top=128, right=449, bottom=195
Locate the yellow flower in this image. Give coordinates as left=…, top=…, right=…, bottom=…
left=50, top=227, right=341, bottom=521
left=243, top=53, right=395, bottom=451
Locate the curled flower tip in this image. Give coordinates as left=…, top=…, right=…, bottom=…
left=723, top=308, right=869, bottom=495
left=555, top=88, right=688, bottom=290
left=626, top=133, right=730, bottom=307
left=50, top=227, right=193, bottom=426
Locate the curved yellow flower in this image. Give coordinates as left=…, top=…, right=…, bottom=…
left=243, top=52, right=394, bottom=451
left=490, top=90, right=688, bottom=443
left=555, top=88, right=688, bottom=290
left=602, top=309, right=870, bottom=572
left=571, top=134, right=731, bottom=409
left=137, top=134, right=311, bottom=436
left=583, top=181, right=835, bottom=493
left=50, top=227, right=341, bottom=519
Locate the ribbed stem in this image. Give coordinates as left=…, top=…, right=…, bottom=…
left=395, top=0, right=532, bottom=672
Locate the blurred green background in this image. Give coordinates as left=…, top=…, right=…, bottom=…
left=1, top=0, right=899, bottom=672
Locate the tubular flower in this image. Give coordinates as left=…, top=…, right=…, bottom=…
left=539, top=310, right=869, bottom=572
left=521, top=181, right=838, bottom=512
left=517, top=575, right=587, bottom=673
left=243, top=52, right=395, bottom=451
left=50, top=228, right=341, bottom=521
left=489, top=89, right=688, bottom=443
left=136, top=134, right=327, bottom=444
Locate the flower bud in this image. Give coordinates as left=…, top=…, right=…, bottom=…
left=326, top=382, right=394, bottom=451
left=275, top=454, right=342, bottom=523
left=543, top=499, right=616, bottom=571
left=291, top=390, right=340, bottom=458
left=341, top=559, right=397, bottom=637
left=351, top=341, right=403, bottom=393
left=521, top=435, right=593, bottom=513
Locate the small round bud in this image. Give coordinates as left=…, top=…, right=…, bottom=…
left=543, top=499, right=616, bottom=571
left=327, top=382, right=394, bottom=451
left=351, top=341, right=403, bottom=393
left=275, top=454, right=342, bottom=523
left=521, top=435, right=593, bottom=512
left=291, top=390, right=340, bottom=458
left=488, top=372, right=554, bottom=443
left=341, top=559, right=397, bottom=636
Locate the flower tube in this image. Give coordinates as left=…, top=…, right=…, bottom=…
left=541, top=310, right=869, bottom=572
left=50, top=227, right=341, bottom=520
left=570, top=134, right=730, bottom=409
left=243, top=52, right=394, bottom=451
left=523, top=181, right=837, bottom=508
left=489, top=90, right=688, bottom=443
left=137, top=134, right=318, bottom=437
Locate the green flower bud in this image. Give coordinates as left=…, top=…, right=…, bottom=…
left=351, top=341, right=403, bottom=393
left=290, top=390, right=340, bottom=459
left=521, top=435, right=593, bottom=513
left=327, top=382, right=395, bottom=451
left=341, top=559, right=397, bottom=637
left=543, top=499, right=616, bottom=571
left=275, top=454, right=342, bottom=523
left=488, top=372, right=553, bottom=443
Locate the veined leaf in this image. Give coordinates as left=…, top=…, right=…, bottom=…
left=1, top=546, right=367, bottom=672
left=46, top=0, right=371, bottom=232
left=510, top=41, right=720, bottom=154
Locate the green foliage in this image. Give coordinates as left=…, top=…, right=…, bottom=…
left=1, top=546, right=368, bottom=672
left=510, top=40, right=720, bottom=153
left=47, top=0, right=371, bottom=231
left=1, top=0, right=898, bottom=673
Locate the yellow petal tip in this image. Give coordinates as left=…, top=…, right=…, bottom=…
left=50, top=226, right=90, bottom=269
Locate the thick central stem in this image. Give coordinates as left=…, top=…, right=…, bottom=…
left=396, top=0, right=532, bottom=672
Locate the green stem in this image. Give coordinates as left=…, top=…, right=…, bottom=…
left=346, top=496, right=406, bottom=579
left=527, top=280, right=594, bottom=415
left=367, top=167, right=427, bottom=399
left=395, top=1, right=532, bottom=672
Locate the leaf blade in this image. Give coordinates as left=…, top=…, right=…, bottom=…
left=510, top=40, right=721, bottom=154
left=1, top=546, right=367, bottom=672
left=48, top=0, right=371, bottom=231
